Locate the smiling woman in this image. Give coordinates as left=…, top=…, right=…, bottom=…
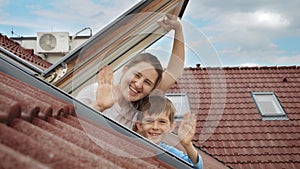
left=75, top=14, right=185, bottom=129
left=76, top=53, right=164, bottom=128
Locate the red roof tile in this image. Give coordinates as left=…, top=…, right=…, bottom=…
left=0, top=72, right=181, bottom=169
left=0, top=34, right=52, bottom=71
left=0, top=143, right=49, bottom=169
left=169, top=66, right=300, bottom=169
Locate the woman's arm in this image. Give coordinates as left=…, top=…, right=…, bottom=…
left=156, top=14, right=185, bottom=93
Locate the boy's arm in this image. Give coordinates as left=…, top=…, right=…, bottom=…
left=156, top=14, right=185, bottom=93
left=178, top=113, right=199, bottom=164
left=181, top=142, right=199, bottom=164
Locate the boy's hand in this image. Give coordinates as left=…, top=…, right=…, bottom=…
left=178, top=113, right=200, bottom=165
left=95, top=65, right=118, bottom=112
left=178, top=113, right=196, bottom=147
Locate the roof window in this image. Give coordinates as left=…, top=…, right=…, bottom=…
left=165, top=93, right=191, bottom=121
left=251, top=92, right=288, bottom=120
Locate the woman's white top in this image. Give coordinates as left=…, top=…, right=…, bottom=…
left=76, top=83, right=137, bottom=129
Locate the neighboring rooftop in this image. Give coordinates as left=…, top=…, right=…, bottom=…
left=0, top=33, right=52, bottom=71
left=169, top=65, right=300, bottom=169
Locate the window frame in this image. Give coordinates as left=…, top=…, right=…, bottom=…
left=41, top=0, right=189, bottom=94
left=251, top=92, right=288, bottom=120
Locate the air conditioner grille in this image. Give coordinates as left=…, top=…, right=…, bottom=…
left=39, top=34, right=57, bottom=51
left=37, top=32, right=69, bottom=53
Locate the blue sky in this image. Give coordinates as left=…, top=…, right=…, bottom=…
left=1, top=0, right=299, bottom=67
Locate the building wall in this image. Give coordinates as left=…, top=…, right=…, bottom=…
left=12, top=35, right=90, bottom=64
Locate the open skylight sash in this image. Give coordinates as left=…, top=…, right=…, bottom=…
left=41, top=0, right=189, bottom=94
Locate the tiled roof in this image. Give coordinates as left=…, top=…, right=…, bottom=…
left=169, top=66, right=300, bottom=169
left=0, top=33, right=52, bottom=71
left=0, top=71, right=183, bottom=169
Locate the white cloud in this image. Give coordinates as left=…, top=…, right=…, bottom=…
left=31, top=0, right=139, bottom=33
left=184, top=0, right=300, bottom=66
left=240, top=63, right=260, bottom=67
left=254, top=10, right=290, bottom=28
left=1, top=0, right=299, bottom=67
left=222, top=10, right=290, bottom=31
left=264, top=54, right=300, bottom=66
left=1, top=0, right=140, bottom=36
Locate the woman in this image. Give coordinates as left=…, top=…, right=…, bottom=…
left=76, top=14, right=185, bottom=129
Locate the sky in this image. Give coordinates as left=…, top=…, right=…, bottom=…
left=1, top=0, right=300, bottom=67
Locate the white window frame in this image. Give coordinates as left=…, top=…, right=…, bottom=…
left=165, top=93, right=191, bottom=121
left=251, top=92, right=288, bottom=120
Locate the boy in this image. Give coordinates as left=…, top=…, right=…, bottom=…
left=134, top=95, right=203, bottom=169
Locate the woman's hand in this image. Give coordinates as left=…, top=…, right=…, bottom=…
left=94, top=65, right=118, bottom=112
left=158, top=14, right=182, bottom=32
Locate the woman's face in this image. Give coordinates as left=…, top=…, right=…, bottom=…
left=120, top=62, right=159, bottom=102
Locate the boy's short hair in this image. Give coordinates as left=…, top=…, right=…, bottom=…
left=137, top=95, right=176, bottom=123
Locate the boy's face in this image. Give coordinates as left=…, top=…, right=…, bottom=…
left=136, top=111, right=176, bottom=144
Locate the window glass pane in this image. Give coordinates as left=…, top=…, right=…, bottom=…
left=258, top=101, right=278, bottom=114
left=255, top=95, right=282, bottom=115
left=252, top=92, right=287, bottom=120
left=165, top=93, right=190, bottom=120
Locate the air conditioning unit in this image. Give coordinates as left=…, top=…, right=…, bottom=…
left=37, top=32, right=69, bottom=53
